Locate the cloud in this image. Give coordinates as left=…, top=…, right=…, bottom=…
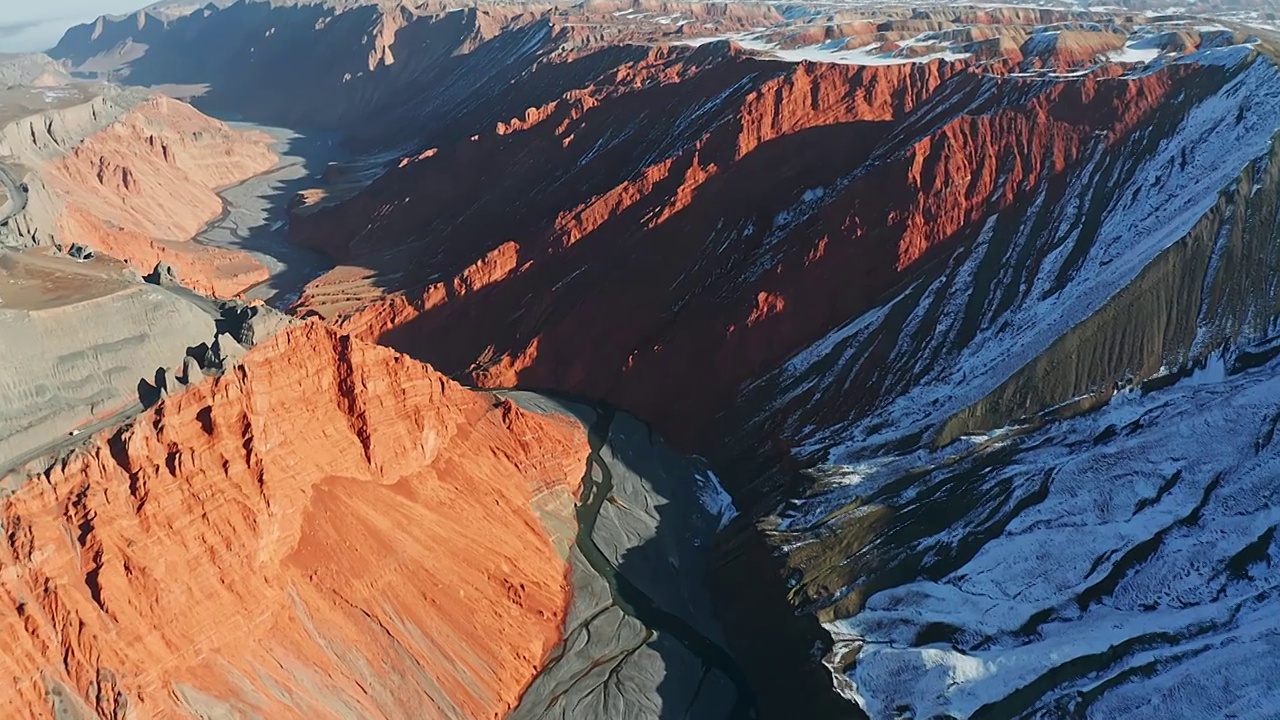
left=0, top=20, right=46, bottom=40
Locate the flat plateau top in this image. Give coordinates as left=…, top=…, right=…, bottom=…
left=0, top=84, right=94, bottom=127
left=0, top=250, right=134, bottom=312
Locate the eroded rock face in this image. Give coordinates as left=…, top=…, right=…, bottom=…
left=288, top=41, right=1221, bottom=453
left=43, top=96, right=277, bottom=297
left=0, top=324, right=588, bottom=719
left=0, top=88, right=278, bottom=298
left=0, top=53, right=72, bottom=88
left=731, top=47, right=1280, bottom=476
left=48, top=1, right=786, bottom=144
left=733, top=43, right=1280, bottom=720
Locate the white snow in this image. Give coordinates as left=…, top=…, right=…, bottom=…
left=809, top=353, right=1280, bottom=718
left=1106, top=45, right=1162, bottom=63
left=695, top=470, right=738, bottom=530
left=734, top=36, right=972, bottom=66
left=775, top=53, right=1280, bottom=464
left=670, top=30, right=970, bottom=66
left=668, top=36, right=728, bottom=48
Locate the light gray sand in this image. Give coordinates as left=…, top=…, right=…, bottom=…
left=0, top=252, right=217, bottom=477
left=193, top=122, right=341, bottom=308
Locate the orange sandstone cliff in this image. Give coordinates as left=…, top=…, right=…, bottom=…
left=44, top=95, right=278, bottom=297
left=0, top=323, right=588, bottom=719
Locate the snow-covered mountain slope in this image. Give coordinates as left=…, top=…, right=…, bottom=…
left=770, top=347, right=1280, bottom=719
left=735, top=44, right=1280, bottom=469
left=742, top=41, right=1280, bottom=720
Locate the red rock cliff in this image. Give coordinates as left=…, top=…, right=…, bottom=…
left=292, top=45, right=1210, bottom=450
left=0, top=323, right=587, bottom=719
left=45, top=95, right=278, bottom=297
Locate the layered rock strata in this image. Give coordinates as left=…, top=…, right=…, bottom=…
left=2, top=91, right=278, bottom=297
left=0, top=324, right=588, bottom=719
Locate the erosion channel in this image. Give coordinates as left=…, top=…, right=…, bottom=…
left=192, top=122, right=341, bottom=307
left=503, top=392, right=758, bottom=720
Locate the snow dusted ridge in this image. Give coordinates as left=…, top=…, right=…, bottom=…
left=696, top=469, right=739, bottom=530
left=804, top=350, right=1280, bottom=718
left=744, top=42, right=1280, bottom=720
left=746, top=46, right=1280, bottom=464
left=729, top=34, right=973, bottom=66
left=671, top=11, right=1260, bottom=70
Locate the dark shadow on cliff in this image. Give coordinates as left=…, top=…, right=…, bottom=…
left=501, top=392, right=753, bottom=718
left=598, top=406, right=858, bottom=719
left=53, top=2, right=376, bottom=132
left=603, top=412, right=756, bottom=719
left=358, top=118, right=903, bottom=443
left=505, top=390, right=851, bottom=719
left=709, top=514, right=867, bottom=720
left=49, top=4, right=659, bottom=152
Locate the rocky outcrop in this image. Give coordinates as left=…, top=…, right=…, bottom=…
left=1, top=89, right=279, bottom=298
left=142, top=260, right=181, bottom=288
left=1019, top=28, right=1128, bottom=67
left=292, top=40, right=1217, bottom=453
left=205, top=332, right=247, bottom=371
left=43, top=95, right=277, bottom=297
left=0, top=246, right=310, bottom=483
left=0, top=53, right=72, bottom=88
left=231, top=303, right=296, bottom=347
left=0, top=323, right=588, bottom=719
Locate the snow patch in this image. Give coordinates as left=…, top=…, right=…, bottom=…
left=695, top=470, right=738, bottom=530
left=814, top=353, right=1280, bottom=718
left=1107, top=45, right=1161, bottom=64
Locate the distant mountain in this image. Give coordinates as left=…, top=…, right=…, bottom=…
left=0, top=52, right=72, bottom=88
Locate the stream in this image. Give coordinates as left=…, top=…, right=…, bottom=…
left=572, top=404, right=759, bottom=719
left=191, top=122, right=341, bottom=307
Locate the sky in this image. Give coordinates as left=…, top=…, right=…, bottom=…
left=0, top=0, right=150, bottom=53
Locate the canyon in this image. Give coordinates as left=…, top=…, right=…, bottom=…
left=3, top=0, right=1280, bottom=718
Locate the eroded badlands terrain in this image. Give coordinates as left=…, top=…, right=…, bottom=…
left=5, top=0, right=1280, bottom=718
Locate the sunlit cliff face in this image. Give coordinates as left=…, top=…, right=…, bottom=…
left=0, top=324, right=588, bottom=719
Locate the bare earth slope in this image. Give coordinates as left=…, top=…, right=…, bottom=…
left=0, top=252, right=215, bottom=475
left=0, top=323, right=587, bottom=719
left=0, top=80, right=299, bottom=479
left=1, top=87, right=279, bottom=297
left=44, top=96, right=278, bottom=298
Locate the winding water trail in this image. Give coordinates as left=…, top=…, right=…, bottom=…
left=573, top=404, right=759, bottom=719
left=191, top=122, right=340, bottom=307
